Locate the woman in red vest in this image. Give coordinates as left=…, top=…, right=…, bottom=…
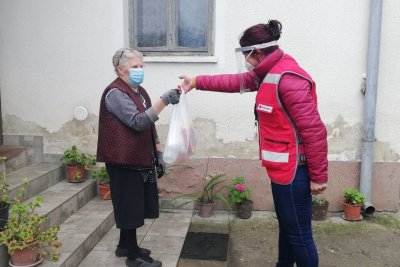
left=179, top=20, right=327, bottom=267
left=97, top=48, right=180, bottom=267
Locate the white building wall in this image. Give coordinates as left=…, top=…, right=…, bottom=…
left=0, top=0, right=399, bottom=161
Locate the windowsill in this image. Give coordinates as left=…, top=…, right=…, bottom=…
left=144, top=56, right=218, bottom=63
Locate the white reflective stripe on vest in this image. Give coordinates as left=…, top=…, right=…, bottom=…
left=263, top=74, right=281, bottom=84
left=261, top=150, right=289, bottom=163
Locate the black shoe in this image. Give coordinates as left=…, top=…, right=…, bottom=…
left=116, top=247, right=151, bottom=257
left=126, top=255, right=162, bottom=267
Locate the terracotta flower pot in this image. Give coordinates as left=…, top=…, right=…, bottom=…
left=66, top=166, right=86, bottom=183
left=98, top=183, right=111, bottom=200
left=10, top=244, right=40, bottom=266
left=343, top=202, right=362, bottom=221
left=0, top=203, right=10, bottom=231
left=312, top=203, right=329, bottom=221
left=236, top=200, right=253, bottom=219
left=198, top=202, right=214, bottom=218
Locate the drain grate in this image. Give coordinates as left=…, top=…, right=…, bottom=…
left=180, top=232, right=229, bottom=261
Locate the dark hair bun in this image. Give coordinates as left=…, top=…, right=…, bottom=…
left=266, top=20, right=282, bottom=40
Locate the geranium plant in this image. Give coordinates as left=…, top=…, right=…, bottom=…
left=61, top=145, right=95, bottom=169
left=61, top=146, right=96, bottom=182
left=91, top=166, right=110, bottom=185
left=0, top=194, right=61, bottom=261
left=343, top=188, right=365, bottom=205
left=227, top=176, right=252, bottom=204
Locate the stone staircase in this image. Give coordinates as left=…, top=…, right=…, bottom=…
left=0, top=135, right=115, bottom=267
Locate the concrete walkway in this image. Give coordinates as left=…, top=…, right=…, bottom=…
left=79, top=209, right=194, bottom=267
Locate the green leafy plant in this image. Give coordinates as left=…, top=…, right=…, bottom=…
left=312, top=195, right=329, bottom=206
left=227, top=176, right=252, bottom=204
left=164, top=174, right=230, bottom=209
left=343, top=188, right=365, bottom=205
left=61, top=146, right=96, bottom=169
left=0, top=195, right=61, bottom=261
left=193, top=174, right=230, bottom=207
left=91, top=166, right=110, bottom=185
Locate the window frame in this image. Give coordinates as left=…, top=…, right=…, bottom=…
left=129, top=0, right=215, bottom=56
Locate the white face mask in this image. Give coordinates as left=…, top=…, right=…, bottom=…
left=245, top=50, right=255, bottom=71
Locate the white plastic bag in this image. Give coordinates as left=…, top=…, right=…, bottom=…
left=163, top=92, right=196, bottom=164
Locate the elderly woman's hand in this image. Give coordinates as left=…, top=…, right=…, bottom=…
left=161, top=89, right=181, bottom=105
left=156, top=151, right=166, bottom=178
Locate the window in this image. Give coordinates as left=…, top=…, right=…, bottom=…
left=129, top=0, right=214, bottom=56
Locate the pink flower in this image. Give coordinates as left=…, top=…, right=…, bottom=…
left=235, top=184, right=244, bottom=192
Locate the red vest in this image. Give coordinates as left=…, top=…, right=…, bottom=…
left=255, top=55, right=317, bottom=184
left=97, top=77, right=156, bottom=166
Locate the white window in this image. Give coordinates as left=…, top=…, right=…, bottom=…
left=129, top=0, right=215, bottom=56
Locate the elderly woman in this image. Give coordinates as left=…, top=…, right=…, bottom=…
left=97, top=48, right=179, bottom=267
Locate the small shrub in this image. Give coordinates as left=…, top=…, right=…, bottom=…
left=312, top=195, right=329, bottom=206
left=227, top=176, right=252, bottom=204
left=61, top=146, right=96, bottom=169
left=343, top=188, right=365, bottom=205
left=91, top=166, right=110, bottom=185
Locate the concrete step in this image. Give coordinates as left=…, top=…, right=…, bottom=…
left=41, top=198, right=115, bottom=267
left=0, top=169, right=97, bottom=267
left=6, top=163, right=65, bottom=202
left=0, top=145, right=35, bottom=174
left=79, top=210, right=193, bottom=267
left=2, top=135, right=44, bottom=164
left=32, top=179, right=97, bottom=229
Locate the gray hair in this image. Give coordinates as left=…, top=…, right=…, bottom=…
left=112, top=48, right=143, bottom=74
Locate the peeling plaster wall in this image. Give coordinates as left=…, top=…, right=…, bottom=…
left=3, top=114, right=98, bottom=154
left=327, top=116, right=400, bottom=162
left=1, top=0, right=400, bottom=162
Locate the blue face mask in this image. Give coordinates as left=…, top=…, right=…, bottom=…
left=129, top=68, right=144, bottom=86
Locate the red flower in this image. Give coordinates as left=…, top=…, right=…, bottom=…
left=235, top=184, right=244, bottom=192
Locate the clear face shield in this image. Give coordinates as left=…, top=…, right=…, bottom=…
left=235, top=41, right=278, bottom=93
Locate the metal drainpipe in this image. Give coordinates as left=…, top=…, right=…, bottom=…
left=360, top=0, right=383, bottom=216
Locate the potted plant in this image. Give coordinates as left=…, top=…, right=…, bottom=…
left=61, top=146, right=96, bottom=183
left=0, top=196, right=61, bottom=266
left=227, top=176, right=253, bottom=219
left=92, top=166, right=111, bottom=200
left=343, top=188, right=365, bottom=221
left=193, top=174, right=230, bottom=218
left=312, top=195, right=329, bottom=221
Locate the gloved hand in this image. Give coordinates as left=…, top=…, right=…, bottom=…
left=161, top=89, right=180, bottom=105
left=156, top=151, right=166, bottom=178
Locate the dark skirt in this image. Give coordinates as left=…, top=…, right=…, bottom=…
left=106, top=164, right=159, bottom=229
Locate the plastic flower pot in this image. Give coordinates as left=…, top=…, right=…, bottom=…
left=10, top=244, right=40, bottom=266
left=66, top=166, right=86, bottom=183
left=343, top=203, right=362, bottom=221
left=236, top=200, right=253, bottom=219
left=0, top=203, right=10, bottom=231
left=98, top=184, right=111, bottom=200
left=312, top=203, right=329, bottom=221
left=198, top=202, right=214, bottom=218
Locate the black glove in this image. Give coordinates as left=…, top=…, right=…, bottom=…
left=161, top=89, right=180, bottom=105
left=156, top=151, right=166, bottom=178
